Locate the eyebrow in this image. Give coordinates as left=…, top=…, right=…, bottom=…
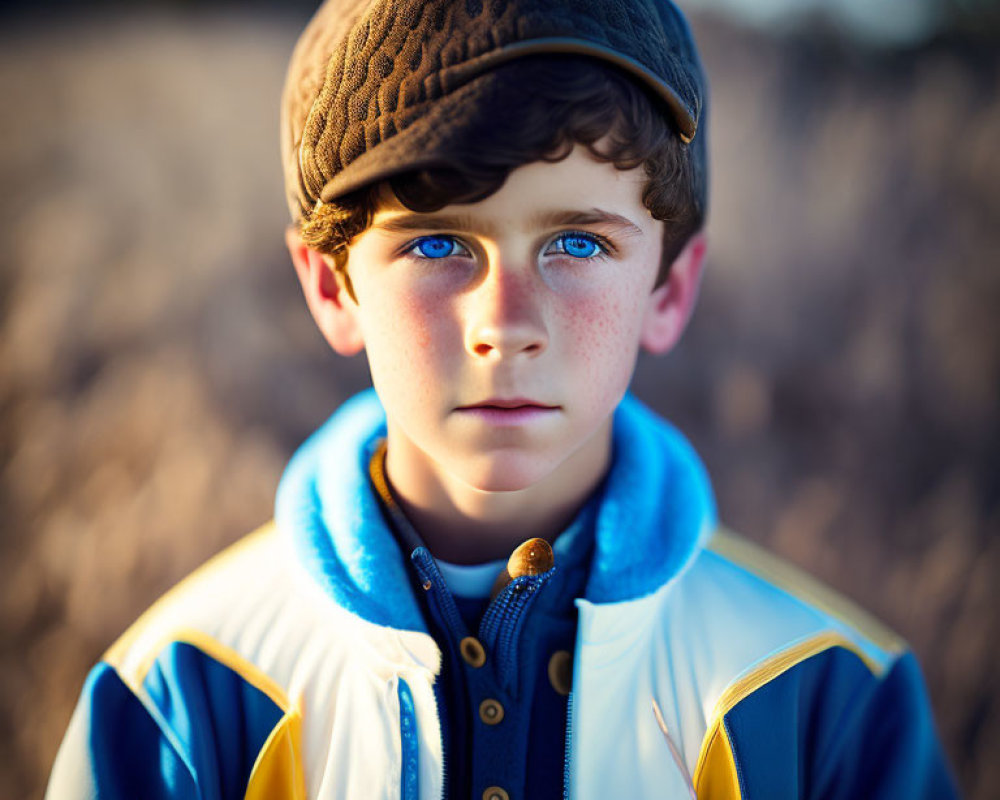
left=370, top=208, right=645, bottom=238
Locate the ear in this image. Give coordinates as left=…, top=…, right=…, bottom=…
left=639, top=230, right=707, bottom=355
left=285, top=225, right=365, bottom=356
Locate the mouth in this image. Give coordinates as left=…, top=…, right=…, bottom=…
left=454, top=398, right=561, bottom=425
left=457, top=398, right=560, bottom=411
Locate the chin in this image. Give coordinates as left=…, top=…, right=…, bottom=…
left=457, top=452, right=556, bottom=493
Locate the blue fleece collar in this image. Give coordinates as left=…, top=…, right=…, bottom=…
left=275, top=389, right=716, bottom=632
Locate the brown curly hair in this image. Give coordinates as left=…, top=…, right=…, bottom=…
left=298, top=55, right=706, bottom=291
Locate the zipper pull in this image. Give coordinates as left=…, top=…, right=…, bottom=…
left=489, top=537, right=554, bottom=600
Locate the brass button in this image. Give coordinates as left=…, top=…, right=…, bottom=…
left=482, top=787, right=509, bottom=800
left=490, top=537, right=554, bottom=599
left=479, top=698, right=505, bottom=725
left=460, top=636, right=487, bottom=668
left=547, top=650, right=573, bottom=696
left=508, top=537, right=554, bottom=578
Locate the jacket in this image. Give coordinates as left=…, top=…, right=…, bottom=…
left=46, top=389, right=958, bottom=799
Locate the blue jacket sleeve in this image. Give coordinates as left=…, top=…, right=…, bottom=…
left=46, top=662, right=200, bottom=799
left=810, top=650, right=960, bottom=800
left=722, top=646, right=960, bottom=799
left=47, top=642, right=288, bottom=799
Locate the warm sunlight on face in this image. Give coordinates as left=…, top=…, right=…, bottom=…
left=341, top=144, right=666, bottom=494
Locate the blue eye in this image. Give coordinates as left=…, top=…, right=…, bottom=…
left=408, top=235, right=466, bottom=259
left=550, top=232, right=608, bottom=259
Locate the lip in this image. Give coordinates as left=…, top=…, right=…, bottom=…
left=458, top=397, right=559, bottom=410
left=455, top=398, right=561, bottom=425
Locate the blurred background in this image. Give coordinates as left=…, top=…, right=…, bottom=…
left=1, top=0, right=997, bottom=797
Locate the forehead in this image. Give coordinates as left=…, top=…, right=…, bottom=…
left=369, top=144, right=658, bottom=239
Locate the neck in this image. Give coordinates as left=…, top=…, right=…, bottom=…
left=384, top=421, right=612, bottom=565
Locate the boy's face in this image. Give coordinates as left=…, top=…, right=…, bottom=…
left=326, top=144, right=686, bottom=494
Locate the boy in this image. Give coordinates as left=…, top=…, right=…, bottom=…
left=48, top=0, right=959, bottom=798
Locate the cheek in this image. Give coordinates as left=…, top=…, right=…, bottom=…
left=567, top=296, right=623, bottom=337
left=365, top=290, right=426, bottom=351
left=401, top=296, right=434, bottom=350
left=558, top=294, right=638, bottom=383
left=364, top=291, right=451, bottom=388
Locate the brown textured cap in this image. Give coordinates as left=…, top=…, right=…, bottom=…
left=280, top=0, right=708, bottom=221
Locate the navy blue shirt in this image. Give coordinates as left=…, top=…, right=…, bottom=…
left=369, top=443, right=597, bottom=800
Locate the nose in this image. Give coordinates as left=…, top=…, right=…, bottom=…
left=464, top=262, right=548, bottom=360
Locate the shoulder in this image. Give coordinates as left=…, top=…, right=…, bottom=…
left=669, top=528, right=957, bottom=798
left=102, top=520, right=402, bottom=704
left=664, top=526, right=922, bottom=795
left=48, top=523, right=314, bottom=798
left=567, top=525, right=928, bottom=798
left=106, top=523, right=297, bottom=686
left=691, top=525, right=905, bottom=671
left=50, top=520, right=438, bottom=799
left=662, top=524, right=906, bottom=722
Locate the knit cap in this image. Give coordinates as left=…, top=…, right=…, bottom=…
left=280, top=0, right=708, bottom=221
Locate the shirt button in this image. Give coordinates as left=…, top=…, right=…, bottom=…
left=460, top=636, right=487, bottom=668
left=483, top=787, right=510, bottom=800
left=479, top=698, right=505, bottom=725
left=548, top=650, right=573, bottom=696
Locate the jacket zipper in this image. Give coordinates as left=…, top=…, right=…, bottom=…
left=431, top=680, right=448, bottom=800
left=411, top=548, right=467, bottom=643
left=396, top=678, right=420, bottom=800
left=397, top=673, right=448, bottom=800
left=563, top=688, right=574, bottom=800
left=409, top=549, right=458, bottom=799
left=478, top=570, right=555, bottom=695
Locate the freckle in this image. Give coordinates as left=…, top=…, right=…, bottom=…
left=400, top=297, right=432, bottom=348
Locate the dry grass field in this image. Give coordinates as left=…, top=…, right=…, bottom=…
left=1, top=7, right=997, bottom=798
